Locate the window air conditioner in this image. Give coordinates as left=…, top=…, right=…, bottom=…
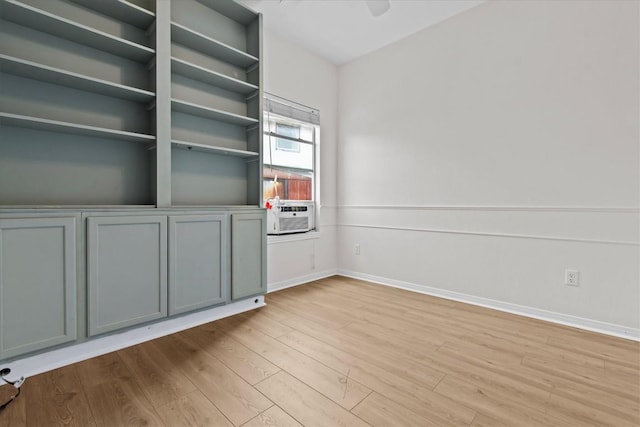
left=267, top=201, right=314, bottom=235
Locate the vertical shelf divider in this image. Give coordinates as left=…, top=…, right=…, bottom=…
left=247, top=14, right=263, bottom=206
left=155, top=0, right=172, bottom=207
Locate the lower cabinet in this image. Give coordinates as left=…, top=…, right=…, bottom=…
left=0, top=208, right=266, bottom=359
left=231, top=212, right=267, bottom=300
left=169, top=214, right=227, bottom=315
left=87, top=216, right=168, bottom=336
left=0, top=217, right=77, bottom=359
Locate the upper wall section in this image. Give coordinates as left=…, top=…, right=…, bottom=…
left=338, top=0, right=639, bottom=208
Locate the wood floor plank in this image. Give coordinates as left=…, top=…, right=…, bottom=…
left=521, top=350, right=636, bottom=401
left=117, top=343, right=197, bottom=408
left=351, top=392, right=441, bottom=427
left=605, top=359, right=640, bottom=387
left=151, top=333, right=273, bottom=426
left=320, top=279, right=450, bottom=314
left=255, top=371, right=370, bottom=427
left=0, top=383, right=26, bottom=427
left=470, top=413, right=512, bottom=427
left=154, top=390, right=234, bottom=427
left=81, top=379, right=165, bottom=427
left=75, top=352, right=164, bottom=427
left=438, top=337, right=524, bottom=366
left=209, top=317, right=372, bottom=410
left=262, top=303, right=446, bottom=390
left=521, top=348, right=605, bottom=381
left=241, top=405, right=303, bottom=427
left=237, top=309, right=295, bottom=338
left=24, top=364, right=97, bottom=427
left=74, top=351, right=133, bottom=389
left=277, top=285, right=368, bottom=318
left=404, top=306, right=551, bottom=348
left=185, top=326, right=281, bottom=385
left=434, top=375, right=572, bottom=427
left=278, top=330, right=476, bottom=426
left=546, top=334, right=640, bottom=368
left=436, top=338, right=640, bottom=421
left=547, top=392, right=640, bottom=427
left=266, top=296, right=355, bottom=330
left=420, top=347, right=552, bottom=413
left=341, top=320, right=443, bottom=355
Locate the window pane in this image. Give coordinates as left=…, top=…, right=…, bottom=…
left=264, top=136, right=313, bottom=170
left=263, top=166, right=313, bottom=201
left=275, top=124, right=300, bottom=152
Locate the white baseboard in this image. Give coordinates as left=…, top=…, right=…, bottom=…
left=1, top=296, right=265, bottom=382
left=337, top=269, right=640, bottom=342
left=268, top=269, right=338, bottom=293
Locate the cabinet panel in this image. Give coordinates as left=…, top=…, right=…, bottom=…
left=169, top=214, right=227, bottom=315
left=87, top=216, right=167, bottom=336
left=0, top=217, right=76, bottom=359
left=231, top=212, right=266, bottom=300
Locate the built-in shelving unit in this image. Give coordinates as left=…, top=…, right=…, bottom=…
left=0, top=0, right=266, bottom=364
left=169, top=0, right=262, bottom=206
left=0, top=0, right=157, bottom=205
left=0, top=0, right=262, bottom=207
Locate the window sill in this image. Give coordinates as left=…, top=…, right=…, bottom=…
left=267, top=230, right=322, bottom=244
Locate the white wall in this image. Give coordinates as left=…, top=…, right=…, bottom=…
left=263, top=31, right=339, bottom=290
left=337, top=1, right=640, bottom=335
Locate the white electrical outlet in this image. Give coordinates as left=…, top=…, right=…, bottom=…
left=565, top=269, right=579, bottom=286
left=355, top=244, right=360, bottom=255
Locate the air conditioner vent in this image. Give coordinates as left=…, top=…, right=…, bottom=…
left=280, top=216, right=309, bottom=232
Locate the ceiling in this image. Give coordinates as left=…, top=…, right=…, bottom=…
left=236, top=0, right=484, bottom=65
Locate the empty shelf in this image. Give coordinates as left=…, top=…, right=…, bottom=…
left=171, top=98, right=258, bottom=126
left=2, top=0, right=155, bottom=62
left=171, top=22, right=257, bottom=69
left=171, top=57, right=258, bottom=95
left=0, top=55, right=155, bottom=102
left=0, top=113, right=156, bottom=143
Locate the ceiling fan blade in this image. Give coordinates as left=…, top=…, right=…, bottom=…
left=365, top=0, right=391, bottom=17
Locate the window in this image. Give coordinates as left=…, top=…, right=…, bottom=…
left=263, top=94, right=319, bottom=203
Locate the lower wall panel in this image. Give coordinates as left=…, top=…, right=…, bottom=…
left=337, top=220, right=639, bottom=335
left=267, top=224, right=337, bottom=291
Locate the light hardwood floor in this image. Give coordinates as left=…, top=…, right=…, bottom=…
left=1, top=276, right=639, bottom=426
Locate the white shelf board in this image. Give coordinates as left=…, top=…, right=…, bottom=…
left=171, top=98, right=258, bottom=127
left=171, top=139, right=259, bottom=158
left=68, top=0, right=155, bottom=29
left=171, top=57, right=257, bottom=95
left=171, top=22, right=257, bottom=68
left=0, top=55, right=155, bottom=102
left=195, top=0, right=258, bottom=26
left=2, top=0, right=155, bottom=62
left=0, top=113, right=156, bottom=143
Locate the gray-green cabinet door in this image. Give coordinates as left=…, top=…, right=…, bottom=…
left=231, top=212, right=266, bottom=300
left=168, top=214, right=227, bottom=315
left=0, top=217, right=76, bottom=360
left=87, top=216, right=167, bottom=336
